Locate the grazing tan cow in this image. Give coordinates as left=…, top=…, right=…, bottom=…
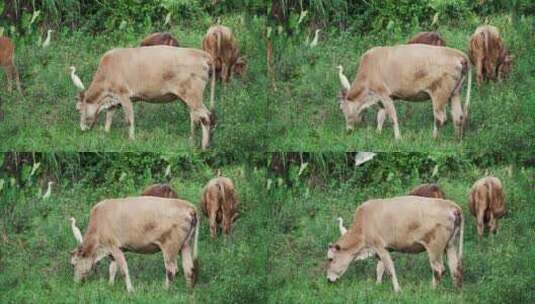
left=338, top=44, right=472, bottom=139
left=140, top=32, right=180, bottom=47
left=327, top=196, right=464, bottom=293
left=0, top=36, right=22, bottom=93
left=201, top=177, right=239, bottom=238
left=69, top=197, right=199, bottom=292
left=468, top=176, right=506, bottom=238
left=409, top=183, right=445, bottom=199
left=408, top=32, right=446, bottom=46
left=141, top=183, right=179, bottom=199
left=202, top=25, right=246, bottom=82
left=74, top=46, right=216, bottom=150
left=468, top=25, right=513, bottom=86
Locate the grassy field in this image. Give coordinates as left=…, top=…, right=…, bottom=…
left=0, top=15, right=268, bottom=152
left=268, top=15, right=535, bottom=158
left=268, top=155, right=534, bottom=303
left=0, top=155, right=269, bottom=303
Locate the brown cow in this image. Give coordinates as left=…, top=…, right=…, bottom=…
left=468, top=176, right=506, bottom=238
left=140, top=32, right=180, bottom=47
left=338, top=44, right=472, bottom=139
left=408, top=31, right=446, bottom=46
left=327, top=196, right=464, bottom=293
left=141, top=183, right=178, bottom=199
left=468, top=25, right=513, bottom=86
left=201, top=177, right=239, bottom=238
left=202, top=25, right=246, bottom=82
left=69, top=197, right=199, bottom=292
left=409, top=183, right=445, bottom=199
left=74, top=46, right=216, bottom=150
left=0, top=36, right=21, bottom=93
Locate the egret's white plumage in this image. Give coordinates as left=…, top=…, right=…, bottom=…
left=70, top=217, right=84, bottom=244
left=164, top=164, right=172, bottom=178
left=337, top=65, right=351, bottom=90
left=70, top=66, right=85, bottom=90
left=42, top=30, right=53, bottom=48
left=310, top=29, right=320, bottom=47
left=43, top=181, right=53, bottom=200
left=354, top=152, right=376, bottom=167
left=337, top=217, right=347, bottom=235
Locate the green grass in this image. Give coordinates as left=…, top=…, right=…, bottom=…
left=268, top=15, right=535, bottom=159
left=268, top=159, right=534, bottom=303
left=0, top=14, right=268, bottom=152
left=0, top=158, right=270, bottom=303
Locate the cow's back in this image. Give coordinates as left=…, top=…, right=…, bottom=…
left=93, top=197, right=196, bottom=249
left=350, top=45, right=468, bottom=101
left=93, top=47, right=212, bottom=95
left=355, top=196, right=460, bottom=242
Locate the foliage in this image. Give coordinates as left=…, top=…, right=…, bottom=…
left=0, top=152, right=270, bottom=303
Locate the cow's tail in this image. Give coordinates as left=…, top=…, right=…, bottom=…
left=210, top=58, right=216, bottom=111
left=459, top=211, right=464, bottom=259
left=192, top=211, right=199, bottom=260
left=464, top=60, right=472, bottom=124
left=218, top=179, right=227, bottom=209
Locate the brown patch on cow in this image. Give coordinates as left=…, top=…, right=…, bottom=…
left=408, top=222, right=420, bottom=232
left=162, top=71, right=174, bottom=81
left=143, top=222, right=157, bottom=233
left=158, top=224, right=177, bottom=244
left=141, top=184, right=179, bottom=199
left=422, top=226, right=437, bottom=244
left=429, top=78, right=443, bottom=92
left=414, top=70, right=428, bottom=81
left=140, top=32, right=180, bottom=47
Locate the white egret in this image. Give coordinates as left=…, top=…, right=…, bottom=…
left=43, top=181, right=53, bottom=200
left=310, top=29, right=320, bottom=47
left=337, top=217, right=347, bottom=235
left=70, top=66, right=85, bottom=90
left=70, top=217, right=84, bottom=244
left=42, top=29, right=53, bottom=48
left=337, top=65, right=351, bottom=90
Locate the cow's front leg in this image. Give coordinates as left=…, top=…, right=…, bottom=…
left=120, top=98, right=135, bottom=140
left=105, top=107, right=117, bottom=133
left=111, top=248, right=134, bottom=293
left=376, top=108, right=386, bottom=133
left=376, top=260, right=385, bottom=284
left=376, top=247, right=401, bottom=293
left=380, top=97, right=401, bottom=140
left=109, top=259, right=117, bottom=285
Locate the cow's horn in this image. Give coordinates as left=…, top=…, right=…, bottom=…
left=337, top=217, right=348, bottom=235
left=70, top=217, right=83, bottom=244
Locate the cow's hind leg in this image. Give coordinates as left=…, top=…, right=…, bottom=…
left=209, top=209, right=218, bottom=239
left=189, top=112, right=197, bottom=146
left=181, top=241, right=196, bottom=288
left=424, top=246, right=445, bottom=288
left=111, top=248, right=134, bottom=292
left=430, top=93, right=447, bottom=138
left=162, top=248, right=179, bottom=289
left=446, top=240, right=463, bottom=288
left=450, top=94, right=464, bottom=139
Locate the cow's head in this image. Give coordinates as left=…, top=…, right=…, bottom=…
left=339, top=86, right=378, bottom=133
left=233, top=57, right=248, bottom=77
left=76, top=90, right=101, bottom=131
left=326, top=229, right=373, bottom=282
left=69, top=217, right=95, bottom=283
